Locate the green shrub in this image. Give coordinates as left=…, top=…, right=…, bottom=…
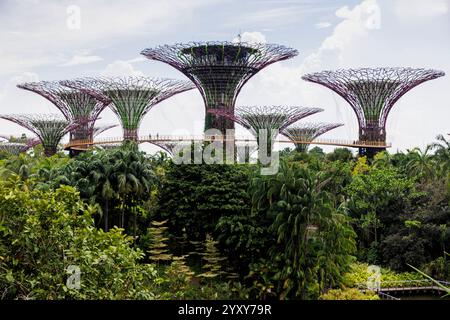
left=0, top=183, right=159, bottom=299
left=320, top=288, right=379, bottom=300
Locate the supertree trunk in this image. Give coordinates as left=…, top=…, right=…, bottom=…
left=44, top=145, right=58, bottom=157
left=123, top=128, right=138, bottom=142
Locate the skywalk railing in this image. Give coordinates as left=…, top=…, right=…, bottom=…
left=64, top=135, right=392, bottom=149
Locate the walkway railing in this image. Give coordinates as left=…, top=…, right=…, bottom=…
left=356, top=279, right=450, bottom=299
left=357, top=279, right=450, bottom=289
left=64, top=135, right=392, bottom=150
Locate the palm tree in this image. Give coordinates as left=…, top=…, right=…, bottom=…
left=430, top=134, right=450, bottom=176
left=109, top=145, right=155, bottom=230
left=59, top=143, right=155, bottom=232
left=372, top=151, right=392, bottom=168
left=405, top=146, right=436, bottom=181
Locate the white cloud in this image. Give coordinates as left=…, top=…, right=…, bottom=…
left=237, top=0, right=384, bottom=147
left=0, top=72, right=40, bottom=104
left=225, top=4, right=335, bottom=28
left=302, top=0, right=381, bottom=71
left=60, top=53, right=103, bottom=67
left=0, top=0, right=222, bottom=74
left=232, top=31, right=267, bottom=44
left=393, top=0, right=449, bottom=19
left=125, top=57, right=147, bottom=64
left=101, top=60, right=145, bottom=77
left=315, top=22, right=332, bottom=29
left=0, top=72, right=58, bottom=137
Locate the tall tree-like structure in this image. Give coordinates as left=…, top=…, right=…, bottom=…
left=62, top=77, right=194, bottom=141
left=141, top=42, right=298, bottom=134
left=0, top=114, right=78, bottom=156
left=208, top=106, right=323, bottom=153
left=0, top=134, right=41, bottom=151
left=0, top=142, right=28, bottom=155
left=17, top=81, right=109, bottom=141
left=148, top=140, right=190, bottom=156
left=282, top=122, right=344, bottom=152
left=92, top=124, right=118, bottom=138
left=302, top=67, right=445, bottom=157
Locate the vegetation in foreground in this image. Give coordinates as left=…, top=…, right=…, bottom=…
left=0, top=135, right=449, bottom=300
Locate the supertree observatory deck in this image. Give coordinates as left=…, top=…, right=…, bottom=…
left=61, top=77, right=195, bottom=142
left=282, top=122, right=344, bottom=152
left=302, top=67, right=445, bottom=158
left=141, top=42, right=298, bottom=135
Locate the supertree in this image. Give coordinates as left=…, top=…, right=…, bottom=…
left=302, top=67, right=445, bottom=157
left=282, top=122, right=344, bottom=152
left=141, top=41, right=298, bottom=134
left=17, top=81, right=109, bottom=141
left=0, top=133, right=41, bottom=150
left=208, top=106, right=323, bottom=154
left=62, top=77, right=195, bottom=141
left=148, top=140, right=190, bottom=157
left=92, top=124, right=118, bottom=138
left=0, top=142, right=29, bottom=155
left=0, top=114, right=79, bottom=156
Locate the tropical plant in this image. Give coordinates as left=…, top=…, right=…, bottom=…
left=250, top=160, right=356, bottom=299
left=147, top=220, right=173, bottom=264
left=0, top=183, right=159, bottom=299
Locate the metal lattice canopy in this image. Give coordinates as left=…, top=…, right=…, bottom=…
left=0, top=142, right=29, bottom=155
left=0, top=134, right=41, bottom=151
left=141, top=41, right=299, bottom=133
left=0, top=114, right=79, bottom=156
left=149, top=140, right=190, bottom=156
left=282, top=122, right=344, bottom=152
left=208, top=105, right=323, bottom=153
left=62, top=77, right=195, bottom=141
left=17, top=81, right=109, bottom=141
left=209, top=105, right=323, bottom=139
left=93, top=124, right=118, bottom=138
left=302, top=67, right=445, bottom=142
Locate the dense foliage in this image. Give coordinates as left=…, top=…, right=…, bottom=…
left=0, top=134, right=448, bottom=300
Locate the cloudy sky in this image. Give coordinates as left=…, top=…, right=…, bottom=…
left=0, top=0, right=449, bottom=153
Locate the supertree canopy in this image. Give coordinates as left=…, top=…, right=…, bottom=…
left=62, top=77, right=195, bottom=141
left=141, top=41, right=298, bottom=134
left=92, top=124, right=118, bottom=138
left=302, top=67, right=445, bottom=156
left=148, top=140, right=189, bottom=156
left=282, top=122, right=344, bottom=152
left=208, top=106, right=323, bottom=152
left=0, top=133, right=41, bottom=150
left=0, top=142, right=29, bottom=155
left=0, top=114, right=78, bottom=157
left=17, top=81, right=109, bottom=142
